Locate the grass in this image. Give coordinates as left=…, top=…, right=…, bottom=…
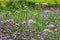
left=0, top=1, right=60, bottom=40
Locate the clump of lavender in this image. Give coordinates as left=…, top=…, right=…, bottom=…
left=40, top=10, right=50, bottom=19
left=1, top=36, right=8, bottom=40
left=0, top=33, right=2, bottom=38
left=35, top=32, right=41, bottom=37
left=2, top=29, right=11, bottom=33
left=28, top=19, right=35, bottom=26
left=54, top=10, right=60, bottom=14
left=43, top=29, right=53, bottom=35
left=5, top=19, right=15, bottom=25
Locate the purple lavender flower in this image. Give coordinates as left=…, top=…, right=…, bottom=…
left=17, top=33, right=21, bottom=36
left=44, top=29, right=52, bottom=33
left=44, top=10, right=50, bottom=13
left=30, top=38, right=35, bottom=40
left=40, top=10, right=49, bottom=19
left=3, top=29, right=11, bottom=33
left=28, top=19, right=35, bottom=26
left=41, top=37, right=44, bottom=40
left=43, top=29, right=52, bottom=35
left=54, top=10, right=59, bottom=14
left=2, top=37, right=8, bottom=40
left=2, top=35, right=8, bottom=40
left=22, top=21, right=26, bottom=25
left=48, top=24, right=54, bottom=28
left=4, top=33, right=10, bottom=39
left=5, top=19, right=15, bottom=25
left=0, top=34, right=2, bottom=38
left=23, top=30, right=29, bottom=34
left=35, top=32, right=41, bottom=37
left=12, top=34, right=16, bottom=39
left=3, top=30, right=8, bottom=33
left=21, top=37, right=26, bottom=40
left=28, top=19, right=35, bottom=24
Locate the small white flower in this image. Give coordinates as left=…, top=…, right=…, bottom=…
left=42, top=3, right=48, bottom=7
left=54, top=29, right=58, bottom=32
left=24, top=6, right=28, bottom=9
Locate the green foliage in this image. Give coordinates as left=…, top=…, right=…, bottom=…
left=0, top=0, right=60, bottom=8
left=0, top=1, right=6, bottom=7
left=56, top=0, right=60, bottom=5
left=26, top=0, right=60, bottom=5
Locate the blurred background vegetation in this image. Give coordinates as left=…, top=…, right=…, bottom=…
left=0, top=0, right=60, bottom=9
